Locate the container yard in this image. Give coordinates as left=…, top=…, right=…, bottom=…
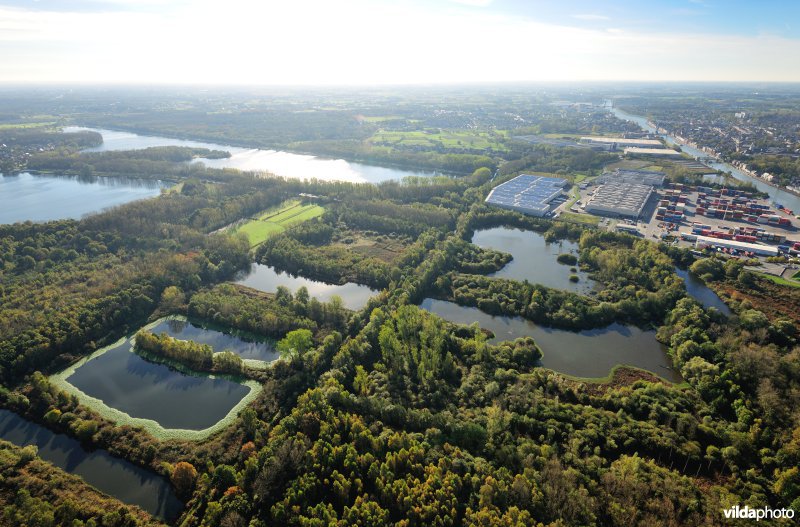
left=630, top=181, right=800, bottom=260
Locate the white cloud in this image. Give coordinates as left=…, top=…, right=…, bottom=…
left=572, top=14, right=611, bottom=21
left=447, top=0, right=494, bottom=6
left=0, top=0, right=798, bottom=84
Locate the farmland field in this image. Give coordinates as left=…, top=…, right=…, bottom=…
left=234, top=200, right=325, bottom=247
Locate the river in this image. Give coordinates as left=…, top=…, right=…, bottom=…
left=66, top=126, right=439, bottom=184
left=607, top=103, right=800, bottom=212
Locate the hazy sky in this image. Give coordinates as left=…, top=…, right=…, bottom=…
left=2, top=0, right=799, bottom=84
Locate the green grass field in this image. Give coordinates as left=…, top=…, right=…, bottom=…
left=559, top=212, right=601, bottom=225
left=234, top=200, right=324, bottom=248
left=759, top=273, right=800, bottom=288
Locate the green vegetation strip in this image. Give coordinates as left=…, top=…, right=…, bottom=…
left=234, top=200, right=324, bottom=248
left=48, top=321, right=265, bottom=441
left=758, top=273, right=800, bottom=288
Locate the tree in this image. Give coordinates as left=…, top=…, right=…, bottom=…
left=172, top=461, right=198, bottom=499
left=276, top=329, right=314, bottom=361
left=160, top=286, right=185, bottom=312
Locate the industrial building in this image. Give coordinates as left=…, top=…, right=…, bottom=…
left=585, top=182, right=654, bottom=218
left=485, top=174, right=569, bottom=217
left=580, top=136, right=664, bottom=149
left=694, top=235, right=779, bottom=257
left=596, top=169, right=665, bottom=187
left=624, top=147, right=683, bottom=157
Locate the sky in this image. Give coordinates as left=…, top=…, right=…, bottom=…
left=1, top=0, right=799, bottom=84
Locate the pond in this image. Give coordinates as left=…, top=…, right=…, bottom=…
left=420, top=298, right=682, bottom=382
left=148, top=317, right=279, bottom=362
left=471, top=227, right=596, bottom=294
left=0, top=171, right=166, bottom=224
left=235, top=263, right=378, bottom=311
left=59, top=338, right=253, bottom=431
left=66, top=126, right=440, bottom=184
left=0, top=409, right=182, bottom=521
left=675, top=268, right=732, bottom=316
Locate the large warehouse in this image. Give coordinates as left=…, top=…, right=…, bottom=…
left=580, top=136, right=664, bottom=149
left=694, top=235, right=779, bottom=257
left=624, top=147, right=683, bottom=157
left=585, top=182, right=654, bottom=218
left=596, top=169, right=665, bottom=187
left=485, top=174, right=569, bottom=217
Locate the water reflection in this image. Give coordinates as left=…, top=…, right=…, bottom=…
left=66, top=340, right=250, bottom=430
left=471, top=227, right=596, bottom=293
left=0, top=409, right=182, bottom=520
left=148, top=318, right=279, bottom=362
left=67, top=126, right=439, bottom=184
left=420, top=298, right=681, bottom=382
left=235, top=263, right=378, bottom=311
left=0, top=172, right=166, bottom=224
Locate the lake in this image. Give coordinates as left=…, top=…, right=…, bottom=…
left=471, top=227, right=596, bottom=294
left=0, top=409, right=182, bottom=521
left=420, top=298, right=681, bottom=382
left=66, top=126, right=439, bottom=184
left=64, top=339, right=252, bottom=430
left=235, top=263, right=378, bottom=310
left=148, top=317, right=279, bottom=362
left=675, top=268, right=731, bottom=316
left=0, top=171, right=166, bottom=224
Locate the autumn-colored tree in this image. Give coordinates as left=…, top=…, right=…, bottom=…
left=171, top=461, right=198, bottom=499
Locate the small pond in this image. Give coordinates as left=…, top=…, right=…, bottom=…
left=235, top=263, right=378, bottom=311
left=62, top=339, right=252, bottom=431
left=471, top=227, right=596, bottom=294
left=148, top=318, right=279, bottom=362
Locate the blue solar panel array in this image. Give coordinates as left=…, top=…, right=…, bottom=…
left=485, top=175, right=568, bottom=215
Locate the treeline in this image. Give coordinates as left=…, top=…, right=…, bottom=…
left=256, top=235, right=393, bottom=289
left=0, top=128, right=101, bottom=149
left=135, top=330, right=244, bottom=375
left=332, top=199, right=455, bottom=236
left=289, top=139, right=498, bottom=174
left=500, top=143, right=617, bottom=176
left=27, top=146, right=230, bottom=179
left=188, top=283, right=350, bottom=338
left=0, top=440, right=163, bottom=527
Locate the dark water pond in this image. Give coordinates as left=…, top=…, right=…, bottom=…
left=148, top=318, right=279, bottom=362
left=0, top=409, right=182, bottom=520
left=420, top=298, right=681, bottom=382
left=66, top=340, right=251, bottom=430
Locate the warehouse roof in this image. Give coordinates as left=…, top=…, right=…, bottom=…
left=485, top=174, right=568, bottom=215
left=585, top=182, right=653, bottom=217
left=580, top=136, right=664, bottom=147
left=624, top=147, right=683, bottom=156
left=694, top=235, right=779, bottom=256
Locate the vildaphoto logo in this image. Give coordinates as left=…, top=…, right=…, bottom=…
left=723, top=505, right=795, bottom=521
